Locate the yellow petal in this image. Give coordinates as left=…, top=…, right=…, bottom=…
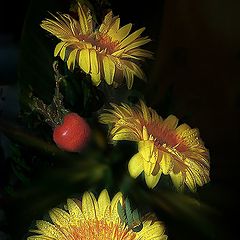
left=99, top=11, right=113, bottom=33
left=54, top=41, right=66, bottom=57
left=112, top=129, right=139, bottom=141
left=113, top=23, right=132, bottom=42
left=143, top=159, right=155, bottom=176
left=110, top=103, right=129, bottom=116
left=99, top=113, right=118, bottom=124
left=123, top=38, right=151, bottom=52
left=49, top=208, right=70, bottom=228
left=77, top=3, right=91, bottom=34
left=175, top=123, right=191, bottom=136
left=186, top=159, right=209, bottom=186
left=90, top=192, right=99, bottom=215
left=41, top=13, right=81, bottom=41
left=110, top=192, right=123, bottom=222
left=103, top=204, right=111, bottom=222
left=103, top=56, right=115, bottom=85
left=67, top=198, right=85, bottom=222
left=121, top=53, right=141, bottom=60
left=191, top=169, right=205, bottom=187
left=97, top=189, right=110, bottom=220
left=163, top=115, right=179, bottom=130
left=150, top=108, right=163, bottom=122
left=161, top=153, right=174, bottom=174
left=128, top=49, right=153, bottom=58
left=132, top=62, right=146, bottom=80
left=145, top=172, right=161, bottom=189
left=138, top=140, right=154, bottom=161
left=79, top=48, right=90, bottom=73
left=90, top=49, right=99, bottom=74
left=140, top=100, right=150, bottom=122
left=138, top=220, right=165, bottom=238
left=150, top=149, right=158, bottom=164
left=170, top=171, right=184, bottom=191
left=27, top=236, right=54, bottom=240
left=125, top=68, right=134, bottom=89
left=58, top=42, right=73, bottom=60
left=82, top=191, right=97, bottom=220
left=112, top=48, right=125, bottom=57
left=142, top=126, right=149, bottom=141
left=185, top=170, right=197, bottom=192
left=120, top=27, right=145, bottom=48
left=107, top=18, right=120, bottom=37
left=91, top=72, right=101, bottom=86
left=59, top=45, right=67, bottom=61
left=128, top=152, right=144, bottom=178
left=181, top=129, right=199, bottom=142
left=36, top=220, right=65, bottom=239
left=67, top=48, right=78, bottom=70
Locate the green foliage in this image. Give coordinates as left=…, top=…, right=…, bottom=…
left=117, top=198, right=143, bottom=232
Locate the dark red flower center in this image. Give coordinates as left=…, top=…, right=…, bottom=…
left=146, top=122, right=188, bottom=152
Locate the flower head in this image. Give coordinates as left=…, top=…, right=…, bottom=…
left=41, top=3, right=152, bottom=88
left=99, top=101, right=210, bottom=191
left=27, top=189, right=167, bottom=240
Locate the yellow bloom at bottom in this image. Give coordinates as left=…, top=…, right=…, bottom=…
left=27, top=189, right=167, bottom=240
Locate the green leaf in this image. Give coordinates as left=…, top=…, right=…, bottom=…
left=117, top=201, right=127, bottom=224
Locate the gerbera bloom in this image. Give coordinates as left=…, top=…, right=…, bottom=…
left=40, top=3, right=152, bottom=89
left=27, top=189, right=167, bottom=240
left=99, top=101, right=210, bottom=191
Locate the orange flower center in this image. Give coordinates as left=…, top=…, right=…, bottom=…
left=79, top=33, right=119, bottom=54
left=146, top=122, right=187, bottom=152
left=67, top=220, right=136, bottom=240
left=95, top=33, right=119, bottom=54
left=77, top=33, right=119, bottom=54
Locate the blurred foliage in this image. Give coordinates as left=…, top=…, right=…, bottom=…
left=0, top=0, right=228, bottom=240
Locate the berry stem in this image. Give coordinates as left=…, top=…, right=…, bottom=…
left=30, top=61, right=69, bottom=128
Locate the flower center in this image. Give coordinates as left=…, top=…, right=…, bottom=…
left=67, top=220, right=136, bottom=240
left=77, top=33, right=119, bottom=54
left=146, top=122, right=187, bottom=152
left=78, top=34, right=92, bottom=42
left=95, top=33, right=119, bottom=54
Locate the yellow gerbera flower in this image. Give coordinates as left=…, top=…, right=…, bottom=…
left=27, top=189, right=167, bottom=240
left=40, top=3, right=152, bottom=89
left=99, top=101, right=210, bottom=191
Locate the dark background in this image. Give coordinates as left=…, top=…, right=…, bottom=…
left=1, top=0, right=239, bottom=239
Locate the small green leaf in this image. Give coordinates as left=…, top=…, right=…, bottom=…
left=117, top=201, right=127, bottom=224
left=125, top=198, right=134, bottom=226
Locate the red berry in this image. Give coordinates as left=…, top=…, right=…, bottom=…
left=53, top=113, right=91, bottom=152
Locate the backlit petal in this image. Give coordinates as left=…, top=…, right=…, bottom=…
left=120, top=27, right=145, bottom=48
left=103, top=56, right=115, bottom=85
left=79, top=48, right=90, bottom=73
left=36, top=220, right=65, bottom=239
left=145, top=172, right=162, bottom=189
left=170, top=171, right=184, bottom=191
left=163, top=115, right=179, bottom=130
left=49, top=208, right=70, bottom=228
left=67, top=198, right=85, bottom=222
left=67, top=48, right=78, bottom=70
left=113, top=23, right=132, bottom=42
left=161, top=153, right=174, bottom=174
left=82, top=192, right=97, bottom=220
left=90, top=49, right=99, bottom=74
left=128, top=153, right=144, bottom=178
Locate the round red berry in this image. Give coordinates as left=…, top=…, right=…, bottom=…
left=53, top=113, right=91, bottom=152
